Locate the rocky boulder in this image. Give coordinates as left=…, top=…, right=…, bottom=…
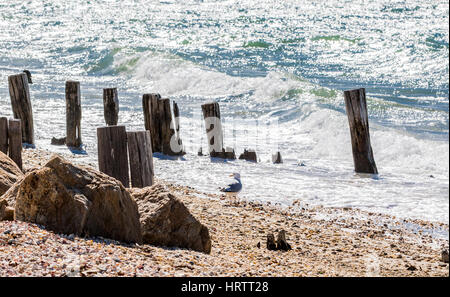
left=130, top=184, right=211, bottom=254
left=0, top=151, right=23, bottom=196
left=4, top=155, right=142, bottom=243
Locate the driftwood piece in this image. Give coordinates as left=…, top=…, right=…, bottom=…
left=142, top=94, right=183, bottom=155
left=239, top=149, right=257, bottom=162
left=127, top=131, right=154, bottom=188
left=272, top=152, right=283, bottom=164
left=8, top=73, right=34, bottom=145
left=201, top=102, right=224, bottom=156
left=7, top=119, right=22, bottom=170
left=343, top=88, right=378, bottom=174
left=0, top=117, right=8, bottom=154
left=66, top=81, right=82, bottom=148
left=103, top=88, right=119, bottom=126
left=97, top=126, right=129, bottom=187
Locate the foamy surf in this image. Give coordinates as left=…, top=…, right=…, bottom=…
left=0, top=0, right=448, bottom=224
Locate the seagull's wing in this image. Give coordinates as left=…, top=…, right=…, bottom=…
left=220, top=180, right=242, bottom=193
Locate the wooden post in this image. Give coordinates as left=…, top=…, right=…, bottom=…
left=201, top=102, right=224, bottom=157
left=127, top=131, right=154, bottom=188
left=172, top=101, right=184, bottom=153
left=66, top=81, right=82, bottom=148
left=8, top=73, right=34, bottom=145
left=103, top=88, right=119, bottom=126
left=239, top=149, right=257, bottom=162
left=0, top=117, right=8, bottom=154
left=8, top=119, right=22, bottom=170
left=344, top=88, right=378, bottom=174
left=97, top=126, right=130, bottom=187
left=142, top=94, right=183, bottom=155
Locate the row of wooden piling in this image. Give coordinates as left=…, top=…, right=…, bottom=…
left=0, top=118, right=23, bottom=169
left=2, top=72, right=378, bottom=189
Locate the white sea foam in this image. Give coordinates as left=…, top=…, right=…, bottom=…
left=0, top=0, right=448, bottom=223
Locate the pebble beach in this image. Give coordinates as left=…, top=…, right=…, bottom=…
left=0, top=149, right=448, bottom=277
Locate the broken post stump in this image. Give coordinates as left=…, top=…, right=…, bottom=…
left=142, top=94, right=183, bottom=155
left=66, top=81, right=82, bottom=148
left=8, top=73, right=34, bottom=145
left=103, top=88, right=119, bottom=126
left=127, top=131, right=154, bottom=188
left=343, top=88, right=378, bottom=174
left=272, top=152, right=283, bottom=164
left=7, top=119, right=22, bottom=170
left=97, top=126, right=130, bottom=187
left=201, top=102, right=232, bottom=158
left=0, top=117, right=8, bottom=154
left=239, top=149, right=257, bottom=162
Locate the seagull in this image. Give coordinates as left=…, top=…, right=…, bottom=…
left=220, top=172, right=242, bottom=193
left=23, top=70, right=32, bottom=84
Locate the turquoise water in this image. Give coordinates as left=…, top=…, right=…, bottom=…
left=0, top=0, right=448, bottom=222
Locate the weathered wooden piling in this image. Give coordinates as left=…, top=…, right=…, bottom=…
left=66, top=81, right=82, bottom=148
left=201, top=102, right=228, bottom=158
left=8, top=73, right=34, bottom=145
left=239, top=149, right=257, bottom=162
left=172, top=101, right=183, bottom=151
left=272, top=152, right=283, bottom=164
left=97, top=126, right=130, bottom=187
left=103, top=88, right=119, bottom=126
left=142, top=94, right=183, bottom=155
left=7, top=119, right=22, bottom=170
left=127, top=131, right=154, bottom=188
left=344, top=88, right=378, bottom=174
left=0, top=117, right=8, bottom=154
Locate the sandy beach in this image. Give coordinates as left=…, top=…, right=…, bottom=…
left=0, top=149, right=448, bottom=277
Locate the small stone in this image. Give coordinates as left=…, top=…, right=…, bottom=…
left=406, top=265, right=417, bottom=271
left=256, top=242, right=261, bottom=249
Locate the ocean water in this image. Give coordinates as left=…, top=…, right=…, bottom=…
left=0, top=0, right=448, bottom=223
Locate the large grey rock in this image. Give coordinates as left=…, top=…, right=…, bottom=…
left=5, top=155, right=142, bottom=243
left=130, top=184, right=211, bottom=254
left=0, top=151, right=23, bottom=196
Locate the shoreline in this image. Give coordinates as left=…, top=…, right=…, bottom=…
left=0, top=148, right=448, bottom=276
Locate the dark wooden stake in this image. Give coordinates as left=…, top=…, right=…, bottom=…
left=103, top=88, right=119, bottom=126
left=0, top=117, right=8, bottom=154
left=201, top=102, right=227, bottom=158
left=8, top=73, right=34, bottom=145
left=142, top=94, right=183, bottom=155
left=272, top=152, right=283, bottom=164
left=344, top=88, right=378, bottom=174
left=127, top=131, right=154, bottom=188
left=8, top=119, right=22, bottom=170
left=66, top=81, right=82, bottom=148
left=97, top=126, right=130, bottom=187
